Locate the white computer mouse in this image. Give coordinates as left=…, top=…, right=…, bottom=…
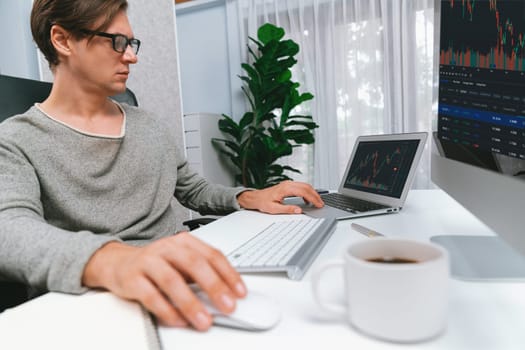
left=196, top=290, right=282, bottom=331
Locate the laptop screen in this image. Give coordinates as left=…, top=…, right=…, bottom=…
left=342, top=139, right=421, bottom=198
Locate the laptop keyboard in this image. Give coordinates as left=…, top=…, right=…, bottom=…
left=227, top=218, right=324, bottom=270
left=321, top=193, right=389, bottom=213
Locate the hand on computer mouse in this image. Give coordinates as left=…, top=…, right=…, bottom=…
left=195, top=290, right=282, bottom=331
left=83, top=234, right=247, bottom=332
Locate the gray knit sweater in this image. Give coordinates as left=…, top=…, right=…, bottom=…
left=0, top=103, right=243, bottom=294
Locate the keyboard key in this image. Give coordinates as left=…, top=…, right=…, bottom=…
left=321, top=193, right=388, bottom=212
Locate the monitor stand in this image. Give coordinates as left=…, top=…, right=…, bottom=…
left=431, top=235, right=525, bottom=281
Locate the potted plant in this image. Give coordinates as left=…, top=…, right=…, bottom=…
left=213, top=23, right=318, bottom=189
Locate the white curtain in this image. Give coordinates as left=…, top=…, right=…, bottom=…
left=226, top=0, right=435, bottom=189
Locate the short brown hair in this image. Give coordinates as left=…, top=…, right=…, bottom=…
left=31, top=0, right=128, bottom=68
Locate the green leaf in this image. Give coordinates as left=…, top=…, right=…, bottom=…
left=241, top=63, right=259, bottom=82
left=266, top=174, right=293, bottom=186
left=248, top=36, right=263, bottom=51
left=215, top=139, right=241, bottom=154
left=247, top=45, right=258, bottom=61
left=276, top=40, right=299, bottom=57
left=299, top=92, right=314, bottom=102
left=218, top=150, right=241, bottom=167
left=285, top=129, right=315, bottom=144
left=258, top=23, right=285, bottom=45
left=239, top=112, right=254, bottom=129
left=285, top=120, right=319, bottom=129
left=282, top=165, right=302, bottom=173
left=267, top=164, right=284, bottom=176
left=240, top=86, right=256, bottom=111
left=277, top=69, right=292, bottom=83
left=218, top=115, right=240, bottom=140
left=288, top=114, right=314, bottom=120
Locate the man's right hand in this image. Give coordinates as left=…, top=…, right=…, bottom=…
left=81, top=233, right=247, bottom=331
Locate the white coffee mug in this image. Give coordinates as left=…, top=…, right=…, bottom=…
left=312, top=238, right=449, bottom=343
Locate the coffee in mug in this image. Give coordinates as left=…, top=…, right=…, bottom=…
left=366, top=256, right=419, bottom=264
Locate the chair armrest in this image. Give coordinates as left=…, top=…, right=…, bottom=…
left=0, top=282, right=28, bottom=312
left=182, top=217, right=217, bottom=231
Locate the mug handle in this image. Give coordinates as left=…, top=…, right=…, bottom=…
left=311, top=260, right=347, bottom=316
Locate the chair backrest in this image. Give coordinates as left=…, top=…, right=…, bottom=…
left=0, top=74, right=138, bottom=123
left=0, top=74, right=52, bottom=123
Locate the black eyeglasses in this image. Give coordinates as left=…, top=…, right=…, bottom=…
left=80, top=29, right=141, bottom=55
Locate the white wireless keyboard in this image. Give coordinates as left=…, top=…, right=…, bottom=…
left=226, top=217, right=337, bottom=280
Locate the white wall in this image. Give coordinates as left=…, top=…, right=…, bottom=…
left=0, top=0, right=39, bottom=79
left=175, top=1, right=250, bottom=124
left=175, top=4, right=233, bottom=117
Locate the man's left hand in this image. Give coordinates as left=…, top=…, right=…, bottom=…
left=237, top=181, right=323, bottom=214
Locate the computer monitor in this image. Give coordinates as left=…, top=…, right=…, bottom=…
left=431, top=0, right=525, bottom=280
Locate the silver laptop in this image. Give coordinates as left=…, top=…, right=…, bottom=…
left=288, top=132, right=428, bottom=220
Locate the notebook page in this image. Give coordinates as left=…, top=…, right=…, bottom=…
left=0, top=291, right=158, bottom=350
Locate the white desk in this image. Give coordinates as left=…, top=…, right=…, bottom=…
left=2, top=190, right=525, bottom=350
left=159, top=189, right=525, bottom=350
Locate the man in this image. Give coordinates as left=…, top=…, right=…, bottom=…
left=0, top=0, right=323, bottom=331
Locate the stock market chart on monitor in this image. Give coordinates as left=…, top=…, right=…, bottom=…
left=438, top=0, right=525, bottom=176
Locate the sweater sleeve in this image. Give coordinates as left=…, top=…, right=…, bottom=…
left=0, top=140, right=120, bottom=294
left=173, top=154, right=249, bottom=215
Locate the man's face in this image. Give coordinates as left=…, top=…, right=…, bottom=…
left=67, top=10, right=138, bottom=96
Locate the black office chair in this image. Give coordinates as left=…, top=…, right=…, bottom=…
left=182, top=217, right=217, bottom=231
left=0, top=74, right=138, bottom=312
